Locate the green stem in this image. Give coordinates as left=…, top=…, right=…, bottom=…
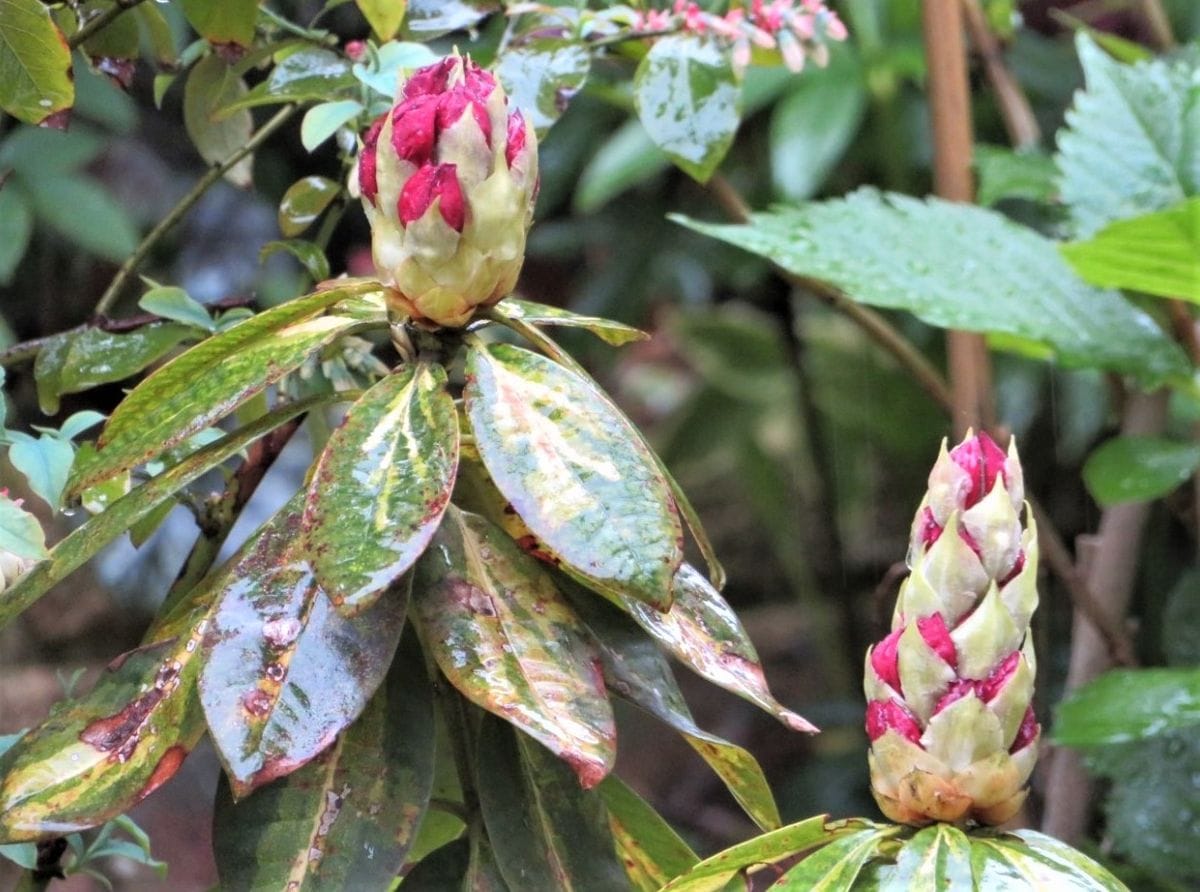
left=94, top=105, right=298, bottom=316
left=67, top=0, right=150, bottom=51
left=421, top=641, right=481, bottom=819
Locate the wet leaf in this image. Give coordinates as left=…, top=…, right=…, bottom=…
left=493, top=298, right=647, bottom=347
left=226, top=48, right=357, bottom=111
left=1053, top=667, right=1200, bottom=746
left=1082, top=436, right=1200, bottom=507
left=625, top=563, right=816, bottom=733
left=0, top=494, right=48, bottom=562
left=304, top=363, right=458, bottom=614
left=1, top=395, right=331, bottom=629
left=465, top=342, right=682, bottom=610
left=138, top=287, right=214, bottom=331
left=352, top=41, right=439, bottom=96
left=567, top=589, right=781, bottom=831
left=476, top=716, right=629, bottom=890
left=72, top=287, right=365, bottom=494
left=633, top=35, right=741, bottom=183
left=598, top=776, right=697, bottom=892
left=199, top=497, right=409, bottom=797
left=881, top=824, right=973, bottom=889
left=357, top=0, right=406, bottom=40
left=973, top=831, right=1131, bottom=890
left=184, top=54, right=253, bottom=187
left=300, top=100, right=363, bottom=152
left=0, top=0, right=73, bottom=125
left=495, top=39, right=590, bottom=136
left=774, top=827, right=896, bottom=889
left=405, top=0, right=495, bottom=36
left=413, top=507, right=616, bottom=788
left=261, top=239, right=331, bottom=283
left=212, top=632, right=434, bottom=890
left=180, top=0, right=258, bottom=47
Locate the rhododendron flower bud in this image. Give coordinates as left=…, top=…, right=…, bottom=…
left=865, top=432, right=1040, bottom=826
left=350, top=53, right=538, bottom=327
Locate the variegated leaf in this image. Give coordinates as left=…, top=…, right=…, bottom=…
left=598, top=776, right=698, bottom=892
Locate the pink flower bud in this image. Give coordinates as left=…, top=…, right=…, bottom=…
left=505, top=109, right=528, bottom=169
left=358, top=115, right=385, bottom=206
left=933, top=678, right=975, bottom=715
left=345, top=40, right=367, bottom=62
left=403, top=57, right=456, bottom=99
left=399, top=164, right=465, bottom=231
left=917, top=614, right=957, bottom=668
left=436, top=90, right=492, bottom=146
left=949, top=432, right=1008, bottom=509
left=866, top=699, right=922, bottom=743
left=391, top=94, right=440, bottom=166
left=1010, top=706, right=1039, bottom=752
left=870, top=628, right=903, bottom=691
left=977, top=651, right=1020, bottom=703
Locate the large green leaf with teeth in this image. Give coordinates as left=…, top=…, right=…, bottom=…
left=71, top=287, right=373, bottom=494
left=413, top=507, right=616, bottom=789
left=464, top=342, right=682, bottom=611
left=199, top=497, right=408, bottom=798
left=212, top=633, right=434, bottom=891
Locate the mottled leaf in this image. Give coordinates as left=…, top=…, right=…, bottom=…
left=405, top=0, right=494, bottom=36
left=0, top=494, right=47, bottom=562
left=973, top=831, right=1130, bottom=890
left=634, top=35, right=740, bottom=183
left=476, top=716, right=629, bottom=891
left=495, top=39, right=590, bottom=136
left=304, top=363, right=457, bottom=614
left=180, top=0, right=258, bottom=46
left=0, top=0, right=73, bottom=125
left=1082, top=436, right=1200, bottom=507
left=414, top=507, right=615, bottom=787
left=774, top=827, right=897, bottom=890
left=200, top=497, right=409, bottom=797
left=72, top=287, right=366, bottom=494
left=598, top=776, right=697, bottom=892
left=357, top=0, right=406, bottom=40
left=465, top=341, right=682, bottom=610
left=184, top=54, right=253, bottom=187
left=0, top=395, right=330, bottom=629
left=493, top=298, right=647, bottom=347
left=212, top=632, right=434, bottom=890
left=881, top=824, right=973, bottom=890
left=1054, top=667, right=1200, bottom=746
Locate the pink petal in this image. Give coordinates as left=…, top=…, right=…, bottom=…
left=391, top=94, right=439, bottom=166
left=1010, top=706, right=1039, bottom=752
left=932, top=678, right=975, bottom=715
left=949, top=432, right=1008, bottom=509
left=977, top=651, right=1020, bottom=703
left=358, top=114, right=385, bottom=206
left=505, top=109, right=527, bottom=169
left=870, top=628, right=903, bottom=692
left=866, top=699, right=922, bottom=743
left=998, top=549, right=1026, bottom=587
left=403, top=57, right=457, bottom=99
left=437, top=90, right=492, bottom=146
left=917, top=613, right=957, bottom=668
left=917, top=505, right=943, bottom=549
left=398, top=163, right=465, bottom=231
left=463, top=59, right=497, bottom=101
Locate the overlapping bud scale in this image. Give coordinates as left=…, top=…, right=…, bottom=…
left=864, top=432, right=1040, bottom=826
left=351, top=54, right=538, bottom=328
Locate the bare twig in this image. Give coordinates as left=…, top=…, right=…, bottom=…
left=961, top=0, right=1041, bottom=149
left=1136, top=0, right=1176, bottom=49
left=67, top=0, right=151, bottom=51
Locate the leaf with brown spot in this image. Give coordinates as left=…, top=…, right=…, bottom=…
left=199, top=495, right=408, bottom=798
left=598, top=776, right=698, bottom=892
left=212, top=631, right=434, bottom=890
left=494, top=298, right=648, bottom=347
left=413, top=506, right=616, bottom=789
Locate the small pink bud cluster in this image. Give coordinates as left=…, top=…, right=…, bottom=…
left=631, top=0, right=847, bottom=76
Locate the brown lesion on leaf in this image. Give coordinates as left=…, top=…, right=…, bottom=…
left=79, top=661, right=183, bottom=763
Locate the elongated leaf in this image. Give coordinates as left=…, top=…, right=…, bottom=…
left=73, top=287, right=366, bottom=494
left=279, top=176, right=341, bottom=237
left=626, top=563, right=815, bottom=733
left=634, top=35, right=740, bottom=183
left=200, top=497, right=408, bottom=798
left=179, top=0, right=258, bottom=46
left=465, top=342, right=682, bottom=610
left=0, top=395, right=330, bottom=629
left=1054, top=667, right=1200, bottom=746
left=1061, top=197, right=1200, bottom=303
left=882, top=824, right=973, bottom=890
left=495, top=39, right=590, bottom=136
left=1082, top=436, right=1200, bottom=506
left=414, top=507, right=615, bottom=788
left=476, top=716, right=629, bottom=891
left=138, top=287, right=213, bottom=331
left=1057, top=34, right=1200, bottom=237
left=973, top=831, right=1129, bottom=891
left=661, top=817, right=878, bottom=892
left=567, top=588, right=781, bottom=831
left=0, top=0, right=73, bottom=124
left=674, top=190, right=1189, bottom=385
left=464, top=826, right=508, bottom=892
left=493, top=298, right=647, bottom=346
left=304, top=364, right=458, bottom=614
left=599, top=777, right=698, bottom=892
left=184, top=54, right=253, bottom=187
left=402, top=839, right=470, bottom=889
left=213, top=632, right=434, bottom=890
left=775, top=827, right=897, bottom=890
left=300, top=99, right=363, bottom=152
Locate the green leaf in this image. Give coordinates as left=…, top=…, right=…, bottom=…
left=975, top=145, right=1059, bottom=207
left=134, top=3, right=176, bottom=66
left=405, top=0, right=493, bottom=36
left=351, top=41, right=439, bottom=97
left=304, top=363, right=458, bottom=614
left=179, top=0, right=258, bottom=46
left=1057, top=34, right=1200, bottom=237
left=72, top=287, right=366, bottom=494
left=300, top=100, right=363, bottom=152
left=769, top=44, right=866, bottom=201
left=278, top=176, right=342, bottom=238
left=58, top=410, right=106, bottom=441
left=0, top=494, right=47, bottom=562
left=0, top=841, right=37, bottom=868
left=1061, top=197, right=1200, bottom=303
left=475, top=716, right=629, bottom=891
left=260, top=239, right=331, bottom=282
left=672, top=305, right=795, bottom=405
left=228, top=47, right=358, bottom=113
left=673, top=189, right=1190, bottom=386
left=212, top=632, right=434, bottom=890
left=138, top=286, right=215, bottom=331
left=0, top=395, right=330, bottom=629
left=495, top=39, right=591, bottom=136
left=493, top=298, right=647, bottom=347
left=974, top=831, right=1131, bottom=890
left=1082, top=436, right=1200, bottom=506
left=27, top=174, right=140, bottom=263
left=184, top=54, right=253, bottom=187
left=882, top=824, right=973, bottom=890
left=1054, top=668, right=1200, bottom=746
left=414, top=507, right=616, bottom=787
left=775, top=827, right=896, bottom=889
left=573, top=119, right=669, bottom=214
left=0, top=183, right=33, bottom=284
left=567, top=589, right=781, bottom=831
left=199, top=496, right=409, bottom=798
left=661, top=817, right=879, bottom=892
left=464, top=341, right=683, bottom=610
left=634, top=35, right=741, bottom=183
left=0, top=123, right=105, bottom=175
left=598, top=776, right=698, bottom=892
left=71, top=0, right=140, bottom=60
left=357, top=0, right=406, bottom=40
left=401, top=838, right=470, bottom=889
left=0, top=0, right=73, bottom=124
left=7, top=431, right=74, bottom=511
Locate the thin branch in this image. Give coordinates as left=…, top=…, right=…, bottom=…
left=1136, top=0, right=1176, bottom=49
left=67, top=0, right=151, bottom=51
left=586, top=27, right=678, bottom=50
left=961, top=0, right=1041, bottom=149
left=94, top=105, right=299, bottom=317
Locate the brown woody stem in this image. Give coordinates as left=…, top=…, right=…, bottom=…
left=961, top=0, right=1041, bottom=149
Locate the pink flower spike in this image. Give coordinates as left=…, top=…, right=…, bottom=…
left=505, top=109, right=527, bottom=168
left=391, top=94, right=439, bottom=166
left=977, top=651, right=1020, bottom=703
left=870, top=628, right=903, bottom=692
left=866, top=700, right=922, bottom=743
left=398, top=163, right=465, bottom=231
left=949, top=432, right=1008, bottom=509
left=358, top=114, right=385, bottom=206
left=437, top=91, right=492, bottom=146
left=403, top=57, right=457, bottom=99
left=917, top=614, right=957, bottom=668
left=1010, top=706, right=1039, bottom=752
